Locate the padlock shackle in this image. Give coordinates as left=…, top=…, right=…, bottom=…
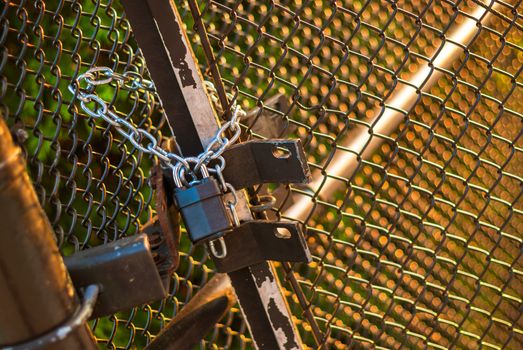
left=172, top=162, right=185, bottom=188
left=208, top=237, right=227, bottom=259
left=172, top=158, right=210, bottom=188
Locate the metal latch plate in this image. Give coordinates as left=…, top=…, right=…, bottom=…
left=64, top=234, right=167, bottom=319
left=213, top=220, right=311, bottom=273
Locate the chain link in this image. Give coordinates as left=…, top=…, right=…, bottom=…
left=69, top=67, right=245, bottom=257
left=69, top=69, right=192, bottom=170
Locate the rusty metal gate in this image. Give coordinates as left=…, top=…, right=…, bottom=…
left=1, top=0, right=521, bottom=349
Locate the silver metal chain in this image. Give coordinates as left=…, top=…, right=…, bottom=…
left=69, top=67, right=246, bottom=258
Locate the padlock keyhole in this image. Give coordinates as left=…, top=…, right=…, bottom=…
left=275, top=227, right=292, bottom=239
left=272, top=146, right=291, bottom=159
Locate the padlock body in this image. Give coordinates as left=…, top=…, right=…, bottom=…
left=173, top=177, right=233, bottom=244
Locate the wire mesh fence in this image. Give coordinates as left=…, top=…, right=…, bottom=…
left=1, top=0, right=522, bottom=349
left=1, top=1, right=248, bottom=348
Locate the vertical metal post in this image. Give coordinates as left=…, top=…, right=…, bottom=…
left=120, top=1, right=303, bottom=348
left=0, top=117, right=97, bottom=349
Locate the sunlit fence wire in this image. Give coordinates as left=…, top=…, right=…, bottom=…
left=1, top=0, right=522, bottom=349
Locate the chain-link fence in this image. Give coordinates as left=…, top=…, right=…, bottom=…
left=1, top=1, right=248, bottom=348
left=1, top=0, right=522, bottom=349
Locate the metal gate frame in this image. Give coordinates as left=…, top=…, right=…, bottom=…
left=119, top=0, right=303, bottom=348
left=0, top=0, right=516, bottom=348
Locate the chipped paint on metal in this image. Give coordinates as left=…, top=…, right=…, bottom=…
left=256, top=273, right=301, bottom=350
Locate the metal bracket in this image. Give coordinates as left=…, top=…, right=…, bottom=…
left=222, top=139, right=312, bottom=189
left=64, top=234, right=167, bottom=319
left=214, top=221, right=312, bottom=273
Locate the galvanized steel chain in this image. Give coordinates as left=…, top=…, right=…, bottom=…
left=69, top=67, right=245, bottom=258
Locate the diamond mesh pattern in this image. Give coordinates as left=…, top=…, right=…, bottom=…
left=1, top=0, right=522, bottom=349
left=1, top=1, right=247, bottom=348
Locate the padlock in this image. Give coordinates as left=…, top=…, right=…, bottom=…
left=172, top=164, right=234, bottom=244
